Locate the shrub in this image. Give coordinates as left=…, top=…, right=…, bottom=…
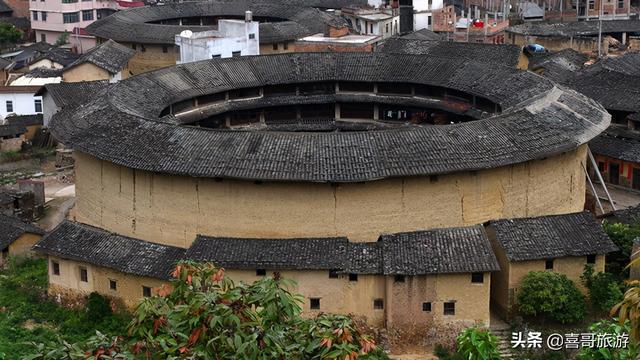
left=603, top=221, right=640, bottom=279
left=434, top=343, right=466, bottom=360
left=517, top=271, right=587, bottom=324
left=455, top=328, right=500, bottom=360
left=581, top=265, right=624, bottom=312
left=85, top=292, right=112, bottom=322
left=576, top=319, right=638, bottom=360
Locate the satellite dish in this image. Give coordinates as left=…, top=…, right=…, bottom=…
left=180, top=30, right=193, bottom=38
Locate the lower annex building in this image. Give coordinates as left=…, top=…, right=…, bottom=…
left=37, top=52, right=614, bottom=328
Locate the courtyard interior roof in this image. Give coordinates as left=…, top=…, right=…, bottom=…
left=49, top=52, right=610, bottom=183
left=590, top=124, right=640, bottom=163
left=489, top=211, right=618, bottom=262
left=86, top=0, right=349, bottom=45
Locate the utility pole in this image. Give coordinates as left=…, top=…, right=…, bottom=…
left=597, top=0, right=603, bottom=57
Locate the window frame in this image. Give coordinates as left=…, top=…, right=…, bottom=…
left=52, top=261, right=60, bottom=275
left=348, top=273, right=358, bottom=282
left=142, top=286, right=152, bottom=297
left=6, top=100, right=13, bottom=113
left=79, top=266, right=88, bottom=282
left=394, top=274, right=405, bottom=283
left=34, top=99, right=42, bottom=113
left=373, top=298, right=384, bottom=310
left=443, top=301, right=456, bottom=315
left=81, top=9, right=93, bottom=21
left=109, top=279, right=117, bottom=291
left=587, top=254, right=597, bottom=264
left=256, top=269, right=266, bottom=276
left=422, top=302, right=432, bottom=312
left=471, top=272, right=484, bottom=283
left=328, top=269, right=340, bottom=278
left=310, top=297, right=321, bottom=310
left=62, top=12, right=80, bottom=24
left=545, top=259, right=554, bottom=270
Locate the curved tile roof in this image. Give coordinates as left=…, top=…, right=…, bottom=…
left=86, top=0, right=349, bottom=45
left=50, top=52, right=610, bottom=183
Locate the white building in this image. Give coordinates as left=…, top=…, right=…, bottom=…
left=0, top=86, right=45, bottom=119
left=413, top=0, right=444, bottom=30
left=175, top=13, right=259, bottom=64
left=342, top=7, right=400, bottom=39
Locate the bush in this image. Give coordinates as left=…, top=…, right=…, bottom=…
left=434, top=344, right=465, bottom=360
left=517, top=271, right=587, bottom=324
left=455, top=328, right=500, bottom=360
left=576, top=319, right=638, bottom=359
left=603, top=221, right=640, bottom=279
left=86, top=292, right=112, bottom=321
left=581, top=265, right=624, bottom=312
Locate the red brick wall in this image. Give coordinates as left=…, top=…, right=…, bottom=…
left=4, top=0, right=29, bottom=18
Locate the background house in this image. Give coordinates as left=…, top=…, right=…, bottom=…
left=0, top=213, right=44, bottom=266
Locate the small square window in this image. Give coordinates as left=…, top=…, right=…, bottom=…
left=422, top=302, right=431, bottom=312
left=394, top=275, right=405, bottom=283
left=329, top=269, right=339, bottom=278
left=348, top=273, right=358, bottom=281
left=283, top=42, right=288, bottom=50
left=162, top=46, right=168, bottom=53
left=310, top=298, right=320, bottom=310
left=471, top=272, right=484, bottom=283
left=109, top=279, right=117, bottom=291
left=256, top=269, right=266, bottom=276
left=52, top=261, right=60, bottom=275
left=444, top=301, right=455, bottom=315
left=587, top=255, right=596, bottom=264
left=6, top=100, right=13, bottom=113
left=272, top=43, right=278, bottom=50
left=140, top=45, right=146, bottom=52
left=545, top=259, right=554, bottom=270
left=79, top=267, right=88, bottom=282
left=373, top=298, right=384, bottom=309
left=249, top=33, right=255, bottom=39
left=132, top=44, right=137, bottom=50
left=142, top=286, right=152, bottom=297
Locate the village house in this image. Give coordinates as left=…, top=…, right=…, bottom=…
left=0, top=120, right=26, bottom=152
left=5, top=114, right=43, bottom=141
left=486, top=211, right=618, bottom=319
left=0, top=214, right=44, bottom=266
left=61, top=40, right=135, bottom=82
left=35, top=221, right=499, bottom=328
left=341, top=5, right=400, bottom=39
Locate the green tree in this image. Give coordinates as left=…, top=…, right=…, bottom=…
left=577, top=319, right=638, bottom=360
left=517, top=271, right=587, bottom=324
left=0, top=23, right=23, bottom=48
left=455, top=328, right=500, bottom=360
left=603, top=221, right=640, bottom=279
left=28, top=261, right=388, bottom=359
left=54, top=31, right=69, bottom=46
left=582, top=265, right=624, bottom=313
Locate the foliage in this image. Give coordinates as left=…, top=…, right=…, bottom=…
left=86, top=292, right=112, bottom=322
left=434, top=343, right=465, bottom=360
left=611, top=280, right=640, bottom=341
left=517, top=271, right=587, bottom=324
left=0, top=257, right=128, bottom=358
left=455, top=327, right=500, bottom=360
left=54, top=31, right=69, bottom=46
left=603, top=221, right=640, bottom=279
left=0, top=23, right=22, bottom=48
left=582, top=265, right=624, bottom=313
left=29, top=261, right=389, bottom=359
left=577, top=319, right=638, bottom=360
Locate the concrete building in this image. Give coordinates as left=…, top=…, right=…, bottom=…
left=28, top=0, right=141, bottom=53
left=0, top=85, right=43, bottom=118
left=85, top=0, right=353, bottom=75
left=35, top=52, right=612, bottom=327
left=342, top=6, right=400, bottom=39
left=486, top=212, right=618, bottom=319
left=0, top=214, right=44, bottom=266
left=175, top=15, right=259, bottom=63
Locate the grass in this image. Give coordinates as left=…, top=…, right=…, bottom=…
left=0, top=258, right=128, bottom=360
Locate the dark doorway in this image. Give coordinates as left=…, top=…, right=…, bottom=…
left=633, top=168, right=640, bottom=190
left=610, top=163, right=620, bottom=185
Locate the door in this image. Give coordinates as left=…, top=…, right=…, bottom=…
left=633, top=168, right=640, bottom=190
left=610, top=163, right=620, bottom=185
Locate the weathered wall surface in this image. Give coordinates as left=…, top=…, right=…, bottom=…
left=386, top=273, right=491, bottom=328
left=73, top=146, right=587, bottom=247
left=123, top=43, right=177, bottom=76
left=508, top=33, right=599, bottom=53
left=63, top=63, right=110, bottom=83
left=8, top=233, right=42, bottom=257
left=259, top=42, right=296, bottom=55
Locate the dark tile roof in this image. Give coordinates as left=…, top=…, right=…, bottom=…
left=33, top=220, right=185, bottom=279
left=344, top=242, right=383, bottom=274
left=0, top=123, right=26, bottom=137
left=507, top=19, right=640, bottom=37
left=0, top=0, right=12, bottom=14
left=601, top=204, right=640, bottom=225
left=38, top=81, right=111, bottom=109
left=86, top=0, right=348, bottom=45
left=49, top=52, right=610, bottom=183
left=25, top=67, right=63, bottom=78
left=400, top=28, right=442, bottom=41
left=377, top=38, right=522, bottom=67
left=590, top=124, right=640, bottom=163
left=528, top=49, right=589, bottom=83
left=187, top=236, right=348, bottom=270
left=65, top=40, right=135, bottom=74
left=600, top=53, right=640, bottom=76
left=380, top=225, right=500, bottom=275
left=32, top=47, right=80, bottom=67
left=6, top=114, right=43, bottom=127
left=0, top=214, right=44, bottom=250
left=489, top=211, right=618, bottom=262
